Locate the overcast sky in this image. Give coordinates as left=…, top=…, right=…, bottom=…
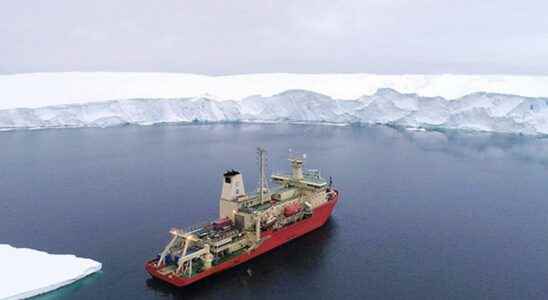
left=2, top=0, right=548, bottom=75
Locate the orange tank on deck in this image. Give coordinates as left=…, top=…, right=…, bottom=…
left=283, top=202, right=303, bottom=217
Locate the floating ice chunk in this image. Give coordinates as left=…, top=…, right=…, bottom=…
left=0, top=244, right=101, bottom=300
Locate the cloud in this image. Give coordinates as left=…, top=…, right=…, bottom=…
left=1, top=0, right=548, bottom=74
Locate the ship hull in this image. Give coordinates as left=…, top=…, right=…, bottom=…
left=145, top=191, right=339, bottom=287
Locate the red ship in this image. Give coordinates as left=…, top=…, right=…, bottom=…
left=146, top=148, right=339, bottom=287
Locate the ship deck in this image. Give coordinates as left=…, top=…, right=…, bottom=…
left=145, top=190, right=339, bottom=287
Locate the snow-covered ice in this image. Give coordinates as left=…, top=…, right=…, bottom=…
left=0, top=245, right=101, bottom=300
left=2, top=73, right=548, bottom=135
left=3, top=72, right=548, bottom=110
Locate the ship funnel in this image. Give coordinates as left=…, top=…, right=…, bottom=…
left=221, top=170, right=246, bottom=201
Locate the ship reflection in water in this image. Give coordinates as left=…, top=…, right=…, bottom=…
left=145, top=219, right=338, bottom=299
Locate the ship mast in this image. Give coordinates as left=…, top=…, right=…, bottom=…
left=257, top=147, right=269, bottom=204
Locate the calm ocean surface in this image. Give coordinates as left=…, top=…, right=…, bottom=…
left=2, top=124, right=548, bottom=299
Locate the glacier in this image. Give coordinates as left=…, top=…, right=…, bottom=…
left=1, top=88, right=548, bottom=135
left=0, top=245, right=101, bottom=300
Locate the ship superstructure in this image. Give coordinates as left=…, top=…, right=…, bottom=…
left=146, top=148, right=339, bottom=286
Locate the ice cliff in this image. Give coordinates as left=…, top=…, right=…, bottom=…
left=1, top=88, right=548, bottom=135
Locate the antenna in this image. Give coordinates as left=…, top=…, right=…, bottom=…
left=257, top=147, right=269, bottom=204
left=288, top=148, right=306, bottom=161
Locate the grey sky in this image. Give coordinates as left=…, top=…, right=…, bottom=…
left=2, top=0, right=548, bottom=75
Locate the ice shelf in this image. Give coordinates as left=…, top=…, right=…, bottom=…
left=2, top=73, right=548, bottom=135
left=1, top=88, right=548, bottom=135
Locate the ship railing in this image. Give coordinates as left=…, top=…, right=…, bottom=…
left=304, top=169, right=321, bottom=179
left=272, top=170, right=322, bottom=178
left=171, top=222, right=210, bottom=237
left=271, top=171, right=290, bottom=178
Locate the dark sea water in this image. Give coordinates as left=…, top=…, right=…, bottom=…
left=2, top=124, right=548, bottom=300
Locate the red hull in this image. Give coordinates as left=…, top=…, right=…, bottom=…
left=145, top=191, right=339, bottom=287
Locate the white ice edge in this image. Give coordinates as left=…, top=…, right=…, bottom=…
left=0, top=244, right=102, bottom=300
left=2, top=87, right=548, bottom=135
left=3, top=72, right=548, bottom=110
